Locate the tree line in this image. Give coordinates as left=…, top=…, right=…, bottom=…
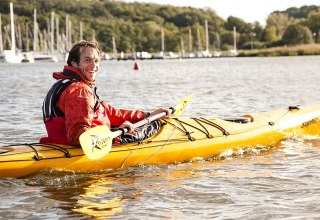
left=0, top=0, right=319, bottom=54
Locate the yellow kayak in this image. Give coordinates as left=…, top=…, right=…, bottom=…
left=1, top=104, right=320, bottom=178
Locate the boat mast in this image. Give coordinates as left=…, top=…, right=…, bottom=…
left=50, top=11, right=54, bottom=54
left=92, top=30, right=95, bottom=41
left=46, top=18, right=50, bottom=52
left=188, top=28, right=192, bottom=53
left=68, top=19, right=72, bottom=48
left=10, top=2, right=16, bottom=52
left=25, top=23, right=29, bottom=51
left=56, top=17, right=59, bottom=52
left=112, top=36, right=117, bottom=58
left=0, top=14, right=3, bottom=52
left=44, top=24, right=48, bottom=52
left=180, top=35, right=185, bottom=58
left=233, top=26, right=237, bottom=53
left=205, top=19, right=209, bottom=54
left=65, top=14, right=69, bottom=50
left=197, top=28, right=202, bottom=55
left=33, top=9, right=38, bottom=52
left=161, top=28, right=165, bottom=53
left=17, top=23, right=22, bottom=50
left=215, top=32, right=220, bottom=50
left=79, top=21, right=83, bottom=41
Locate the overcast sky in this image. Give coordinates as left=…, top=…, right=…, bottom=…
left=123, top=0, right=319, bottom=25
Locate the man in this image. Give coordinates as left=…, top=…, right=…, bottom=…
left=40, top=40, right=170, bottom=146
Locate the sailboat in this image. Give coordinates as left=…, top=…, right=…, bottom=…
left=2, top=3, right=22, bottom=63
left=228, top=26, right=238, bottom=57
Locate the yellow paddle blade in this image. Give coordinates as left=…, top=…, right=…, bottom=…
left=173, top=94, right=193, bottom=116
left=79, top=125, right=113, bottom=160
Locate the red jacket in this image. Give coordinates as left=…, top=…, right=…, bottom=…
left=40, top=66, right=146, bottom=146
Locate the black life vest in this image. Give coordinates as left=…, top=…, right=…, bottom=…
left=42, top=70, right=100, bottom=120
left=42, top=79, right=75, bottom=120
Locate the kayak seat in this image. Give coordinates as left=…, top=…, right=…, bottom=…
left=119, top=120, right=162, bottom=144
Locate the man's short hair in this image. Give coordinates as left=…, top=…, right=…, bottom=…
left=67, top=40, right=100, bottom=66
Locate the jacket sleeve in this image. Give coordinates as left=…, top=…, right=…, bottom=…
left=101, top=101, right=146, bottom=127
left=62, top=86, right=95, bottom=146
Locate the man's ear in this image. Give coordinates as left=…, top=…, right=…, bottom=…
left=71, top=60, right=77, bottom=67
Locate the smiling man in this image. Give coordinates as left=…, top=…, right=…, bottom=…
left=41, top=40, right=170, bottom=146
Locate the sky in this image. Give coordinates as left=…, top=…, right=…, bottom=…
left=123, top=0, right=320, bottom=25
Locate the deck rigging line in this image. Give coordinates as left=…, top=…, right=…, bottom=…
left=198, top=118, right=230, bottom=136
left=0, top=143, right=73, bottom=162
left=27, top=144, right=40, bottom=161
left=34, top=143, right=72, bottom=158
left=163, top=118, right=230, bottom=140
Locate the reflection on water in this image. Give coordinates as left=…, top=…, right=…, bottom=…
left=24, top=167, right=203, bottom=219
left=1, top=57, right=320, bottom=219
left=72, top=177, right=123, bottom=218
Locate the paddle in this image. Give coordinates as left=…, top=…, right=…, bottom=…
left=79, top=94, right=193, bottom=160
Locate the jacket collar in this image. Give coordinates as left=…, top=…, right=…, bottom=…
left=53, top=65, right=96, bottom=88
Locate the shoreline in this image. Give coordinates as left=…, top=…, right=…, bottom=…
left=237, top=44, right=320, bottom=57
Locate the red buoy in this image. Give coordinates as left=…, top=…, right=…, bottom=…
left=133, top=60, right=140, bottom=70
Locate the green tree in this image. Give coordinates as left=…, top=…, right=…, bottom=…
left=282, top=24, right=313, bottom=45
left=266, top=12, right=294, bottom=40
left=263, top=26, right=278, bottom=42
left=251, top=22, right=263, bottom=41
left=225, top=16, right=251, bottom=33
left=307, top=10, right=320, bottom=41
left=281, top=5, right=319, bottom=19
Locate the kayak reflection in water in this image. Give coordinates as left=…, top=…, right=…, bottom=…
left=40, top=40, right=171, bottom=146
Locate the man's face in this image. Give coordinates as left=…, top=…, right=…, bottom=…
left=74, top=47, right=100, bottom=82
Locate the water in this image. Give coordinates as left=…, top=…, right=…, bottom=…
left=0, top=56, right=320, bottom=219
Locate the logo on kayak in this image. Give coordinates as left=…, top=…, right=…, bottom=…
left=90, top=135, right=111, bottom=152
